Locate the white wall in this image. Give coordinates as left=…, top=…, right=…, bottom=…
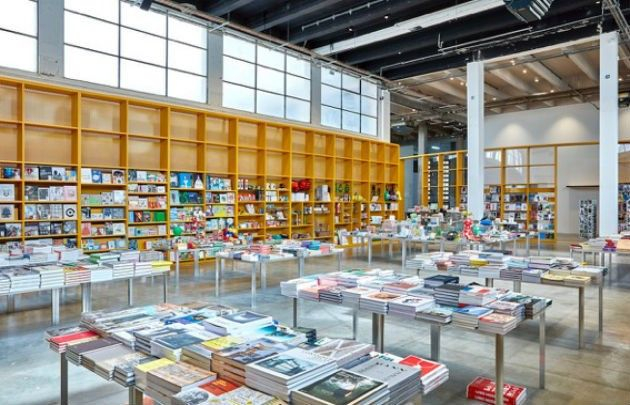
left=484, top=103, right=630, bottom=235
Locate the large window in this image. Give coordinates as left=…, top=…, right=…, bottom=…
left=64, top=0, right=208, bottom=103
left=321, top=68, right=378, bottom=136
left=0, top=0, right=38, bottom=72
left=222, top=34, right=311, bottom=122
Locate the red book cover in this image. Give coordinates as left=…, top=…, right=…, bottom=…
left=200, top=378, right=240, bottom=395
left=49, top=330, right=99, bottom=345
left=466, top=376, right=526, bottom=405
left=399, top=355, right=442, bottom=376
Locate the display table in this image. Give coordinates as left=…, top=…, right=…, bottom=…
left=287, top=290, right=549, bottom=405
left=2, top=269, right=169, bottom=326
left=215, top=249, right=343, bottom=307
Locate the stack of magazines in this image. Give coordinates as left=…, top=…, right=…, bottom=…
left=145, top=361, right=217, bottom=404
left=452, top=306, right=493, bottom=329
left=203, top=311, right=273, bottom=336
left=292, top=369, right=389, bottom=405
left=245, top=348, right=337, bottom=402
left=400, top=355, right=449, bottom=394
left=478, top=313, right=518, bottom=334
left=416, top=305, right=453, bottom=324
left=434, top=283, right=465, bottom=307
left=349, top=356, right=420, bottom=404
left=3, top=268, right=41, bottom=293
left=467, top=376, right=527, bottom=405
left=341, top=287, right=375, bottom=306
left=105, top=261, right=135, bottom=279
left=309, top=338, right=374, bottom=368
left=388, top=295, right=434, bottom=317
left=33, top=265, right=65, bottom=288
left=134, top=261, right=153, bottom=277
left=359, top=291, right=401, bottom=314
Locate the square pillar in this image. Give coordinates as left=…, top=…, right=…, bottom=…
left=599, top=31, right=619, bottom=236
left=467, top=61, right=485, bottom=219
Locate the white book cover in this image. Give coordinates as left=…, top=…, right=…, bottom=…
left=81, top=168, right=92, bottom=184
left=245, top=347, right=335, bottom=383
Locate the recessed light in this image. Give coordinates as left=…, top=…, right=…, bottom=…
left=348, top=27, right=353, bottom=32
left=550, top=89, right=555, bottom=93
left=510, top=59, right=516, bottom=65
left=619, top=78, right=623, bottom=82
left=460, top=81, right=465, bottom=86
left=534, top=77, right=539, bottom=83
left=384, top=15, right=389, bottom=20
left=449, top=77, right=454, bottom=81
left=522, top=68, right=527, bottom=74
left=492, top=97, right=497, bottom=101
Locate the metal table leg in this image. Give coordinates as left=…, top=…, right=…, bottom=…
left=298, top=257, right=305, bottom=278
left=175, top=252, right=180, bottom=288
left=51, top=288, right=60, bottom=325
left=162, top=273, right=168, bottom=303
left=440, top=239, right=445, bottom=252
left=401, top=239, right=407, bottom=272
left=261, top=262, right=267, bottom=291
left=495, top=334, right=504, bottom=405
left=127, top=279, right=133, bottom=307
left=215, top=258, right=220, bottom=298
left=193, top=250, right=200, bottom=278
left=581, top=251, right=586, bottom=263
left=337, top=251, right=342, bottom=272
left=485, top=278, right=494, bottom=288
left=371, top=313, right=385, bottom=353
left=368, top=237, right=373, bottom=265
left=430, top=324, right=441, bottom=361
left=251, top=262, right=257, bottom=308
left=570, top=247, right=574, bottom=261
left=388, top=239, right=393, bottom=258
left=513, top=280, right=522, bottom=293
left=513, top=238, right=517, bottom=255
left=352, top=309, right=358, bottom=340
left=129, top=386, right=143, bottom=405
left=60, top=352, right=68, bottom=405
left=7, top=295, right=14, bottom=313
left=598, top=278, right=604, bottom=333
left=539, top=310, right=546, bottom=389
left=422, top=241, right=428, bottom=254
left=81, top=283, right=92, bottom=313
left=526, top=235, right=531, bottom=257
left=538, top=233, right=542, bottom=256
left=292, top=298, right=298, bottom=328
left=578, top=287, right=584, bottom=349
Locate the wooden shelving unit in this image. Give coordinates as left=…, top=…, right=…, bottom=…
left=413, top=146, right=557, bottom=240
left=0, top=76, right=400, bottom=250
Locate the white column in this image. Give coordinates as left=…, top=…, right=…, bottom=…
left=599, top=31, right=619, bottom=236
left=467, top=61, right=485, bottom=219
left=416, top=124, right=428, bottom=207
left=378, top=89, right=391, bottom=142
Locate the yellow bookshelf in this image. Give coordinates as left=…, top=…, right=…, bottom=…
left=0, top=75, right=400, bottom=250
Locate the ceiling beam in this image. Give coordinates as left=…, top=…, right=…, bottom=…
left=489, top=69, right=537, bottom=93
left=527, top=60, right=583, bottom=103
left=423, top=80, right=467, bottom=101
left=250, top=0, right=340, bottom=32
left=290, top=0, right=429, bottom=44
left=567, top=51, right=598, bottom=82
left=314, top=0, right=504, bottom=55
left=205, top=0, right=257, bottom=16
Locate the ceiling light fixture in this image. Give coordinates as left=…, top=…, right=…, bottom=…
left=348, top=27, right=353, bottom=32
left=510, top=59, right=516, bottom=65
left=522, top=68, right=527, bottom=74
left=492, top=97, right=497, bottom=101
left=534, top=77, right=539, bottom=83
left=384, top=15, right=389, bottom=20
left=550, top=89, right=555, bottom=93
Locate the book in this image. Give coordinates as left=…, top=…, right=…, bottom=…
left=147, top=361, right=217, bottom=393
left=0, top=184, right=15, bottom=201
left=52, top=167, right=66, bottom=181
left=24, top=166, right=39, bottom=180
left=292, top=369, right=388, bottom=405
left=81, top=168, right=92, bottom=184
left=37, top=187, right=50, bottom=201
left=0, top=204, right=14, bottom=220
left=39, top=166, right=52, bottom=180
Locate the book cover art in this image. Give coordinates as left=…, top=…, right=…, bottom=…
left=0, top=184, right=15, bottom=201
left=81, top=168, right=92, bottom=184
left=102, top=172, right=112, bottom=184
left=297, top=370, right=384, bottom=405
left=0, top=204, right=14, bottom=220
left=222, top=311, right=269, bottom=325
left=253, top=353, right=317, bottom=377
left=399, top=355, right=442, bottom=376
left=112, top=170, right=125, bottom=184
left=37, top=187, right=50, bottom=201
left=52, top=167, right=65, bottom=181
left=49, top=187, right=64, bottom=201
left=64, top=204, right=77, bottom=219
left=24, top=166, right=39, bottom=180
left=39, top=166, right=52, bottom=180
left=25, top=186, right=38, bottom=201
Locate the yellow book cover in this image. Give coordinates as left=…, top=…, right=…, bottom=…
left=135, top=357, right=173, bottom=373
left=202, top=336, right=243, bottom=352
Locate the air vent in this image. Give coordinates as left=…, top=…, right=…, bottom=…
left=504, top=0, right=555, bottom=23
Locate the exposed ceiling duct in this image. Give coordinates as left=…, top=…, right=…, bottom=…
left=504, top=0, right=556, bottom=23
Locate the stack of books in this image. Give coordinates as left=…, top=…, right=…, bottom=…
left=292, top=370, right=389, bottom=405
left=485, top=300, right=525, bottom=321
left=46, top=327, right=99, bottom=353
left=63, top=265, right=91, bottom=286
left=563, top=275, right=591, bottom=286
left=145, top=361, right=217, bottom=404
left=88, top=265, right=113, bottom=283
left=359, top=291, right=401, bottom=314
left=134, top=358, right=174, bottom=391
left=528, top=256, right=556, bottom=272
left=0, top=274, right=9, bottom=294
left=452, top=306, right=493, bottom=329
left=113, top=354, right=155, bottom=387
left=203, top=311, right=274, bottom=336
left=297, top=285, right=323, bottom=302
left=522, top=268, right=544, bottom=283
left=318, top=286, right=345, bottom=304
left=280, top=278, right=316, bottom=298
left=399, top=355, right=449, bottom=394
left=459, top=264, right=480, bottom=277
left=171, top=379, right=241, bottom=405
left=382, top=278, right=424, bottom=294
left=119, top=250, right=140, bottom=262
left=105, top=261, right=135, bottom=279
left=66, top=337, right=122, bottom=366
left=82, top=345, right=137, bottom=380
left=349, top=356, right=418, bottom=403
left=2, top=268, right=40, bottom=293
left=433, top=283, right=465, bottom=307
left=502, top=258, right=528, bottom=280
left=459, top=285, right=498, bottom=306
left=341, top=287, right=375, bottom=306
left=151, top=328, right=218, bottom=361
left=151, top=261, right=172, bottom=273
left=466, top=376, right=527, bottom=405
left=134, top=261, right=153, bottom=277
left=33, top=265, right=65, bottom=289
left=388, top=295, right=434, bottom=317
left=541, top=273, right=566, bottom=285
left=416, top=306, right=453, bottom=324
left=309, top=338, right=373, bottom=368
left=478, top=313, right=518, bottom=334
left=181, top=342, right=214, bottom=370
left=211, top=338, right=293, bottom=385
left=478, top=264, right=504, bottom=279
left=245, top=347, right=337, bottom=402
left=423, top=274, right=459, bottom=289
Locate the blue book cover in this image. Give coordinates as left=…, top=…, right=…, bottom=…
left=453, top=306, right=493, bottom=317
left=178, top=172, right=193, bottom=188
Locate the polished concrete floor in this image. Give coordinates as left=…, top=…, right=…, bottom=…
left=1, top=242, right=629, bottom=405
